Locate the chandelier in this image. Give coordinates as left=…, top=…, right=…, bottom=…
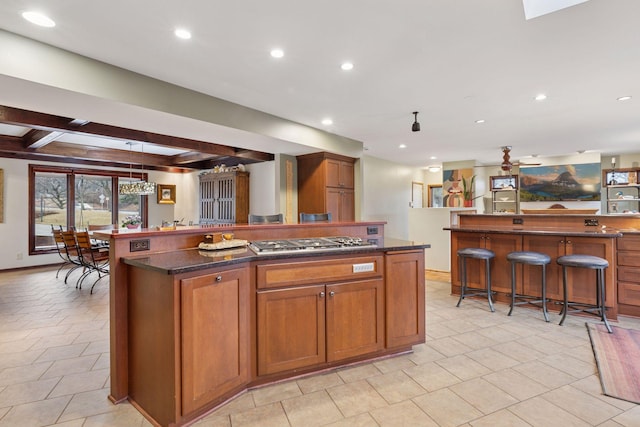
left=119, top=142, right=156, bottom=195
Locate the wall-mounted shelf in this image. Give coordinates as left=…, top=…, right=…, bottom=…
left=490, top=175, right=519, bottom=214
left=603, top=169, right=640, bottom=214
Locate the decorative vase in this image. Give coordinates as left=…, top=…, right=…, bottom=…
left=126, top=224, right=140, bottom=229
left=463, top=200, right=473, bottom=207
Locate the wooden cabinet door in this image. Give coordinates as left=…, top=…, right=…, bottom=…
left=484, top=233, right=522, bottom=294
left=257, top=285, right=326, bottom=375
left=181, top=267, right=249, bottom=415
left=326, top=279, right=384, bottom=362
left=522, top=235, right=564, bottom=300
left=340, top=189, right=355, bottom=222
left=385, top=251, right=425, bottom=349
left=565, top=236, right=616, bottom=307
left=326, top=158, right=354, bottom=188
left=450, top=232, right=485, bottom=290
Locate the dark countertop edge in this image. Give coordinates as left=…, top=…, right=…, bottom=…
left=94, top=221, right=388, bottom=240
left=444, top=226, right=623, bottom=238
left=122, top=240, right=430, bottom=275
left=455, top=213, right=640, bottom=218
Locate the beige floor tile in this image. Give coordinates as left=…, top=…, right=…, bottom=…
left=404, top=361, right=462, bottom=392
left=82, top=402, right=149, bottom=427
left=58, top=388, right=118, bottom=422
left=48, top=368, right=110, bottom=398
left=0, top=361, right=51, bottom=387
left=539, top=352, right=596, bottom=379
left=509, top=396, right=591, bottom=426
left=41, top=354, right=99, bottom=379
left=466, top=347, right=520, bottom=371
left=251, top=380, right=301, bottom=407
left=322, top=412, right=378, bottom=427
left=571, top=375, right=638, bottom=411
left=427, top=336, right=473, bottom=357
left=451, top=330, right=500, bottom=350
left=369, top=400, right=439, bottom=426
left=207, top=391, right=255, bottom=418
left=450, top=377, right=519, bottom=414
left=0, top=395, right=70, bottom=427
left=34, top=342, right=89, bottom=363
left=366, top=370, right=426, bottom=404
left=191, top=413, right=231, bottom=427
left=336, top=363, right=381, bottom=383
left=296, top=372, right=344, bottom=394
left=612, top=405, right=640, bottom=426
left=406, top=344, right=445, bottom=364
left=541, top=385, right=623, bottom=425
left=0, top=377, right=61, bottom=407
left=492, top=340, right=547, bottom=362
left=483, top=368, right=549, bottom=400
left=372, top=353, right=416, bottom=374
left=282, top=390, right=343, bottom=427
left=326, top=379, right=388, bottom=418
left=475, top=325, right=523, bottom=343
left=512, top=359, right=578, bottom=388
left=436, top=354, right=492, bottom=380
left=468, top=409, right=531, bottom=427
left=229, top=402, right=290, bottom=427
left=413, top=388, right=483, bottom=427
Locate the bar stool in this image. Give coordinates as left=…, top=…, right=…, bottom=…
left=506, top=251, right=551, bottom=322
left=557, top=254, right=612, bottom=333
left=456, top=248, right=495, bottom=312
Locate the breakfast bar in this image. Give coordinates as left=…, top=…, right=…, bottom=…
left=446, top=213, right=640, bottom=321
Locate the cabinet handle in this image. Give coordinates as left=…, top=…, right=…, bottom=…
left=319, top=291, right=325, bottom=298
left=216, top=275, right=222, bottom=282
left=329, top=291, right=335, bottom=297
left=566, top=240, right=571, bottom=245
left=559, top=240, right=564, bottom=244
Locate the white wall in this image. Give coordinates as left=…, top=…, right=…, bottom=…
left=246, top=161, right=277, bottom=218
left=360, top=155, right=423, bottom=240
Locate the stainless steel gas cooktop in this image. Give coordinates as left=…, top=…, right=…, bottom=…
left=248, top=236, right=376, bottom=254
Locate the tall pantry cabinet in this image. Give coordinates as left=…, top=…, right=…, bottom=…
left=199, top=171, right=250, bottom=224
left=297, top=152, right=355, bottom=222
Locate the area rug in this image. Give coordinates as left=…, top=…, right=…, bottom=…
left=587, top=323, right=640, bottom=404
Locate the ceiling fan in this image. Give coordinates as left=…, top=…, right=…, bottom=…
left=481, top=146, right=542, bottom=172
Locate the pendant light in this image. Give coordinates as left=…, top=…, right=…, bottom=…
left=118, top=142, right=156, bottom=195
left=411, top=111, right=420, bottom=132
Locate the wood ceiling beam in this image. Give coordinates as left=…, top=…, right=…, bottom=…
left=0, top=105, right=274, bottom=164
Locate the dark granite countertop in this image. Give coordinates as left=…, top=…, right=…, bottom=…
left=122, top=237, right=430, bottom=275
left=444, top=225, right=624, bottom=238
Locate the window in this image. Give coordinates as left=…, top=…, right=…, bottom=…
left=29, top=165, right=148, bottom=254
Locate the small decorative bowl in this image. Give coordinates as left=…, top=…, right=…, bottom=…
left=222, top=232, right=234, bottom=240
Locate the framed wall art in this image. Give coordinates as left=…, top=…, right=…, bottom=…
left=157, top=184, right=176, bottom=204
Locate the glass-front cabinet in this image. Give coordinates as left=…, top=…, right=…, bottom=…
left=604, top=169, right=639, bottom=214
left=490, top=175, right=519, bottom=214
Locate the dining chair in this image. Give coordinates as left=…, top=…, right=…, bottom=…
left=51, top=225, right=74, bottom=279
left=248, top=213, right=284, bottom=224
left=74, top=230, right=110, bottom=294
left=60, top=228, right=85, bottom=284
left=299, top=212, right=332, bottom=223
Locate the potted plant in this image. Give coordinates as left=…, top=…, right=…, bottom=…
left=462, top=175, right=476, bottom=207
left=122, top=214, right=142, bottom=229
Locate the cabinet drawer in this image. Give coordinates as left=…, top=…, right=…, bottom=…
left=618, top=251, right=640, bottom=267
left=617, top=235, right=640, bottom=251
left=618, top=282, right=640, bottom=307
left=256, top=255, right=383, bottom=289
left=618, top=266, right=640, bottom=283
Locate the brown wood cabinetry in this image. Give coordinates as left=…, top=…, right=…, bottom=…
left=617, top=234, right=640, bottom=316
left=523, top=235, right=615, bottom=307
left=385, top=250, right=425, bottom=349
left=256, top=255, right=384, bottom=375
left=199, top=171, right=250, bottom=224
left=128, top=265, right=250, bottom=426
left=297, top=152, right=355, bottom=222
left=450, top=232, right=522, bottom=294
left=181, top=268, right=250, bottom=414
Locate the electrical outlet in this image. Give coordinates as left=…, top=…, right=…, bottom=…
left=512, top=218, right=523, bottom=225
left=367, top=226, right=378, bottom=235
left=353, top=262, right=375, bottom=273
left=585, top=218, right=599, bottom=226
left=130, top=239, right=150, bottom=252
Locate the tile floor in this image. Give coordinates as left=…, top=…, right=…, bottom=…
left=0, top=266, right=639, bottom=426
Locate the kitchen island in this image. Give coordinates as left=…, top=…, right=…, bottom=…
left=96, top=223, right=428, bottom=426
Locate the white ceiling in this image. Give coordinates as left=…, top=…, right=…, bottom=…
left=1, top=0, right=640, bottom=168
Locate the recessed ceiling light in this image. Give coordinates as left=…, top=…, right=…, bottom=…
left=341, top=62, right=354, bottom=71
left=617, top=96, right=632, bottom=101
left=430, top=156, right=437, bottom=160
left=428, top=166, right=441, bottom=173
left=399, top=144, right=407, bottom=149
left=174, top=28, right=191, bottom=40
left=22, top=11, right=55, bottom=27
left=475, top=119, right=485, bottom=124
left=270, top=49, right=284, bottom=58
left=321, top=118, right=333, bottom=126
left=535, top=94, right=547, bottom=101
